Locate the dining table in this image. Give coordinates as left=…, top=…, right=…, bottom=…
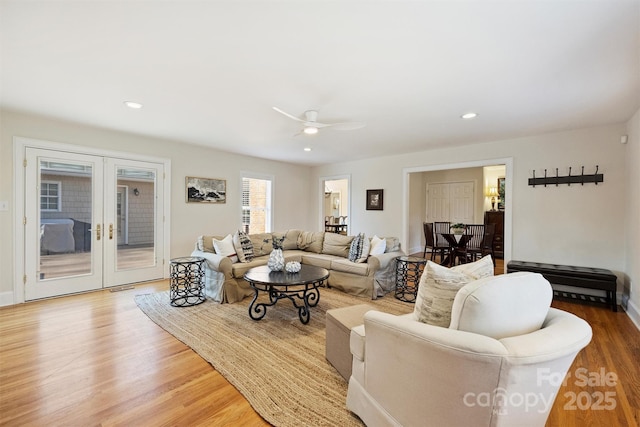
left=439, top=233, right=473, bottom=267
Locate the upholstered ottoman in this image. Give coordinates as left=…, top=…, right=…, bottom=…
left=326, top=304, right=375, bottom=380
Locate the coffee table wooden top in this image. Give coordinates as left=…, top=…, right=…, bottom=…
left=243, top=264, right=329, bottom=287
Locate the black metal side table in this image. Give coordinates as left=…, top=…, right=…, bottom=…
left=169, top=256, right=206, bottom=307
left=395, top=256, right=427, bottom=303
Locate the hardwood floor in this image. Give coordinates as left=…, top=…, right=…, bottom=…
left=1, top=270, right=638, bottom=426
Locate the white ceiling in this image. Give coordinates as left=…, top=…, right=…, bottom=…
left=1, top=1, right=639, bottom=166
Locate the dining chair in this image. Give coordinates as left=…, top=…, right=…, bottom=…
left=432, top=222, right=451, bottom=263
left=463, top=224, right=486, bottom=263
left=479, top=223, right=496, bottom=265
left=422, top=222, right=436, bottom=260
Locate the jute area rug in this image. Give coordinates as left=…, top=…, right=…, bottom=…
left=135, top=287, right=413, bottom=427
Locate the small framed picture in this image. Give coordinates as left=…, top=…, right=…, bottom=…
left=366, top=189, right=384, bottom=210
left=186, top=176, right=226, bottom=203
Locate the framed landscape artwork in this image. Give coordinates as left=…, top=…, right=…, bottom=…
left=498, top=177, right=505, bottom=210
left=366, top=189, right=384, bottom=210
left=186, top=176, right=226, bottom=203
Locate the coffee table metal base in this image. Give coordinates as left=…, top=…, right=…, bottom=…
left=248, top=283, right=321, bottom=324
left=244, top=265, right=329, bottom=324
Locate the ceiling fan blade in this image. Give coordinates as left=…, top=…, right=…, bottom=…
left=324, top=122, right=366, bottom=131
left=273, top=107, right=306, bottom=123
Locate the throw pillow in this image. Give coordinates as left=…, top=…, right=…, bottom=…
left=384, top=237, right=401, bottom=253
left=322, top=233, right=355, bottom=257
left=348, top=233, right=371, bottom=263
left=369, top=235, right=386, bottom=256
left=414, top=255, right=495, bottom=315
left=413, top=261, right=473, bottom=327
left=232, top=230, right=254, bottom=263
left=213, top=234, right=239, bottom=263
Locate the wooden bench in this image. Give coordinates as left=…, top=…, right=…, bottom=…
left=507, top=260, right=617, bottom=312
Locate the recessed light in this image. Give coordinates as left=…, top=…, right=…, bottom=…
left=461, top=112, right=478, bottom=119
left=124, top=101, right=143, bottom=109
left=304, top=147, right=312, bottom=152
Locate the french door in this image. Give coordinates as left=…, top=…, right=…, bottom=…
left=24, top=148, right=165, bottom=300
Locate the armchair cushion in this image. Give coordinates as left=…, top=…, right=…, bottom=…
left=449, top=272, right=553, bottom=339
left=413, top=256, right=494, bottom=327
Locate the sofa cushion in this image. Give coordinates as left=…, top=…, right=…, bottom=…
left=331, top=258, right=370, bottom=276
left=297, top=231, right=325, bottom=253
left=300, top=253, right=337, bottom=269
left=272, top=229, right=302, bottom=250
left=348, top=233, right=371, bottom=263
left=449, top=272, right=552, bottom=339
left=233, top=230, right=254, bottom=263
left=250, top=233, right=274, bottom=257
left=213, top=234, right=238, bottom=263
left=413, top=256, right=494, bottom=327
left=369, top=235, right=386, bottom=256
left=323, top=233, right=355, bottom=258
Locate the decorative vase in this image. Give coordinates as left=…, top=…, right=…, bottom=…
left=268, top=248, right=285, bottom=272
left=285, top=261, right=301, bottom=273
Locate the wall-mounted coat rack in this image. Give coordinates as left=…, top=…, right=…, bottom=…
left=529, top=166, right=603, bottom=187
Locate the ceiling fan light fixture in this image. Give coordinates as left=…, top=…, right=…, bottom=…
left=303, top=126, right=319, bottom=135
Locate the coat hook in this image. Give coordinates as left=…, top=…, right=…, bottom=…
left=555, top=168, right=559, bottom=186
left=544, top=169, right=547, bottom=187
left=532, top=170, right=536, bottom=188
left=581, top=166, right=584, bottom=185
left=568, top=167, right=572, bottom=186
left=595, top=165, right=599, bottom=185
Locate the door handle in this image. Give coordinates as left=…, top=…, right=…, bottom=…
left=109, top=224, right=114, bottom=240
left=96, top=224, right=101, bottom=241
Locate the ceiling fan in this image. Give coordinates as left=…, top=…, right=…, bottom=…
left=272, top=107, right=365, bottom=135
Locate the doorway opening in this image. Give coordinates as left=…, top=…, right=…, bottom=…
left=320, top=176, right=350, bottom=234
left=403, top=158, right=512, bottom=272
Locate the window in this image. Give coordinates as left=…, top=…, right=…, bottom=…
left=241, top=174, right=273, bottom=234
left=41, top=181, right=61, bottom=211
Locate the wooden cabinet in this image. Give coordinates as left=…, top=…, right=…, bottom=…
left=484, top=211, right=504, bottom=259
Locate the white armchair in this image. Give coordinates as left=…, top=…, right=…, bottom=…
left=346, top=272, right=592, bottom=427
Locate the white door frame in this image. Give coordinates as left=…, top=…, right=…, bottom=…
left=403, top=157, right=513, bottom=273
left=13, top=136, right=171, bottom=304
left=319, top=174, right=351, bottom=231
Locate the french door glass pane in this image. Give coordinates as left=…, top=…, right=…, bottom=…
left=39, top=160, right=93, bottom=280
left=116, top=167, right=156, bottom=270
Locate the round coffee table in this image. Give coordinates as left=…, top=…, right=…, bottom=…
left=244, top=264, right=329, bottom=324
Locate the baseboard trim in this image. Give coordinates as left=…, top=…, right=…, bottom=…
left=624, top=298, right=640, bottom=331
left=0, top=291, right=15, bottom=307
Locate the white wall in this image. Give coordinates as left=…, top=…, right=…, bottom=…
left=0, top=110, right=312, bottom=302
left=624, top=108, right=640, bottom=327
left=312, top=123, right=628, bottom=289
left=1, top=108, right=635, bottom=319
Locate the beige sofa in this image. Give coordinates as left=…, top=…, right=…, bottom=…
left=191, top=229, right=404, bottom=303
